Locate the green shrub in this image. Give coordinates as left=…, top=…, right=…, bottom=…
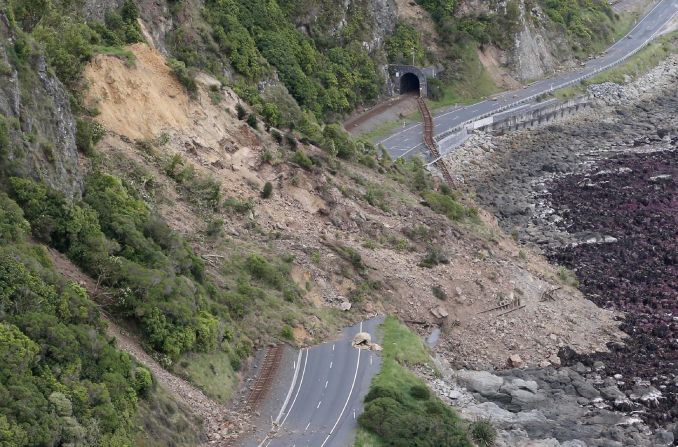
left=246, top=113, right=258, bottom=129
left=224, top=197, right=254, bottom=214
left=470, top=418, right=497, bottom=447
left=270, top=128, right=283, bottom=143
left=365, top=385, right=406, bottom=404
left=8, top=175, right=224, bottom=359
left=409, top=384, right=431, bottom=400
left=286, top=131, right=298, bottom=149
left=557, top=266, right=580, bottom=288
left=419, top=247, right=449, bottom=268
left=236, top=103, right=247, bottom=120
left=422, top=190, right=476, bottom=222
left=261, top=103, right=281, bottom=127
left=261, top=181, right=273, bottom=199
left=206, top=218, right=224, bottom=237
left=168, top=58, right=198, bottom=97
left=386, top=22, right=425, bottom=64
left=291, top=150, right=313, bottom=170
left=0, top=193, right=29, bottom=244
left=0, top=246, right=141, bottom=446
left=135, top=367, right=153, bottom=397
left=280, top=325, right=294, bottom=340
left=75, top=118, right=106, bottom=155
left=364, top=185, right=389, bottom=211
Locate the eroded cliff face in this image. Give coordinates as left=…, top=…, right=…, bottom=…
left=0, top=17, right=81, bottom=198
left=510, top=0, right=570, bottom=81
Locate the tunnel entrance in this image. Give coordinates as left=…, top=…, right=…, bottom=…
left=400, top=72, right=421, bottom=96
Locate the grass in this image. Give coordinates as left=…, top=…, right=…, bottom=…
left=134, top=384, right=203, bottom=447
left=428, top=46, right=500, bottom=110
left=379, top=315, right=432, bottom=367
left=555, top=31, right=678, bottom=100
left=93, top=45, right=136, bottom=66
left=579, top=10, right=640, bottom=57
left=362, top=110, right=421, bottom=143
left=173, top=351, right=239, bottom=403
left=354, top=428, right=385, bottom=447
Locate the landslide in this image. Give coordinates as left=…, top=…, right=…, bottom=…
left=84, top=42, right=624, bottom=387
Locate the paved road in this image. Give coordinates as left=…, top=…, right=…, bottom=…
left=378, top=0, right=678, bottom=159
left=245, top=317, right=383, bottom=447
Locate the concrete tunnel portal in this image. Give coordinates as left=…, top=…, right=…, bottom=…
left=389, top=64, right=432, bottom=98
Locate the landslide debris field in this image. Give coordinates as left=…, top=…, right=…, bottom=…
left=446, top=58, right=677, bottom=428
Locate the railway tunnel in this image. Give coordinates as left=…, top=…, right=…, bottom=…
left=389, top=64, right=429, bottom=97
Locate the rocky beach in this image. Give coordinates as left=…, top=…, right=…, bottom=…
left=432, top=56, right=678, bottom=445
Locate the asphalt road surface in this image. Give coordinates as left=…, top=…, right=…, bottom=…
left=378, top=0, right=678, bottom=159
left=245, top=317, right=383, bottom=447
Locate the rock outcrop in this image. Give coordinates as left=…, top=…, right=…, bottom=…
left=0, top=17, right=82, bottom=198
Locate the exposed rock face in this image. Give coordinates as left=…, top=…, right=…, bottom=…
left=136, top=0, right=174, bottom=54
left=0, top=22, right=82, bottom=198
left=509, top=0, right=571, bottom=81
left=81, top=0, right=124, bottom=21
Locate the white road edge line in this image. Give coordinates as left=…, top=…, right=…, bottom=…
left=319, top=322, right=364, bottom=447
left=280, top=348, right=309, bottom=426
left=275, top=349, right=303, bottom=424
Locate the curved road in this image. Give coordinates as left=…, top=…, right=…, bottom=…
left=379, top=0, right=678, bottom=159
left=244, top=317, right=383, bottom=447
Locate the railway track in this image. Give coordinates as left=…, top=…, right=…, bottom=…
left=245, top=344, right=284, bottom=410
left=416, top=97, right=455, bottom=186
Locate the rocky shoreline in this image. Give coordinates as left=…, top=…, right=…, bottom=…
left=433, top=56, right=678, bottom=445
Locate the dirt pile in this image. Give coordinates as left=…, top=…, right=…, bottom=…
left=85, top=43, right=241, bottom=144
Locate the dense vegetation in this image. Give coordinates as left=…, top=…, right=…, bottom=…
left=0, top=192, right=150, bottom=446
left=538, top=0, right=616, bottom=44
left=7, top=0, right=143, bottom=89
left=168, top=0, right=382, bottom=120
left=358, top=317, right=472, bottom=446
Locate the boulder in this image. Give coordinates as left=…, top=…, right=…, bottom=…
left=458, top=370, right=504, bottom=396
left=353, top=332, right=371, bottom=346
left=507, top=354, right=524, bottom=368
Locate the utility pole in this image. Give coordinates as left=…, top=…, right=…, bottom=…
left=412, top=47, right=415, bottom=66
